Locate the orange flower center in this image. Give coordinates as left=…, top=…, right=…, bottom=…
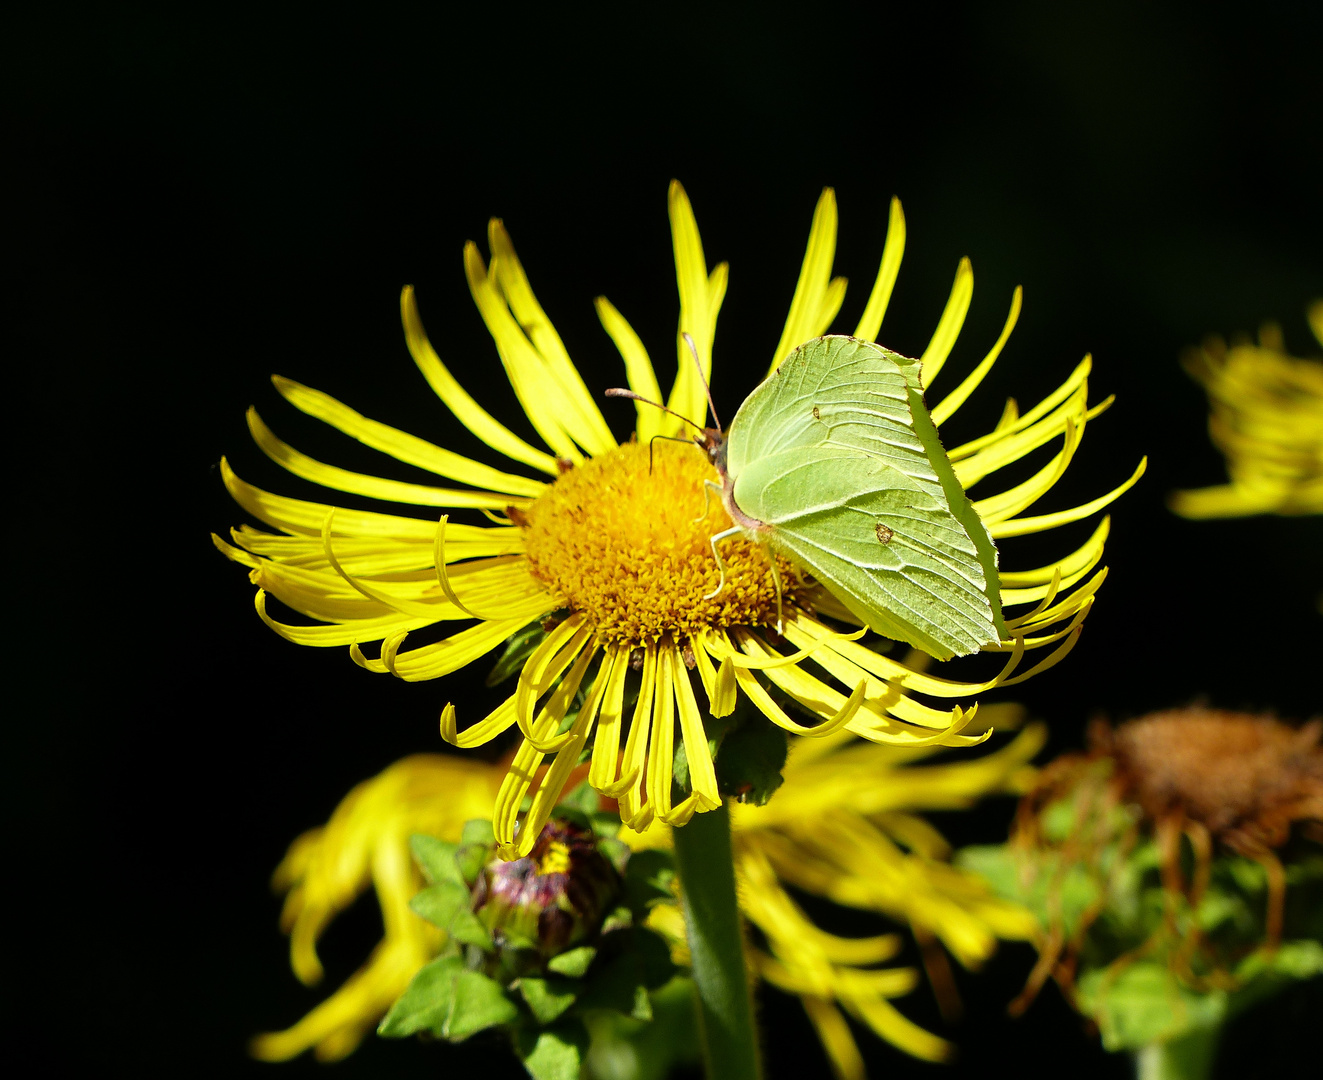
left=522, top=440, right=798, bottom=645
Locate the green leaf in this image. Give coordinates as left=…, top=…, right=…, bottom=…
left=455, top=843, right=492, bottom=886
left=410, top=835, right=463, bottom=885
left=517, top=1021, right=589, bottom=1080
left=486, top=620, right=548, bottom=687
left=446, top=969, right=520, bottom=1040
left=591, top=810, right=622, bottom=839
left=575, top=929, right=676, bottom=1020
left=410, top=881, right=471, bottom=930
left=621, top=849, right=676, bottom=920
left=1226, top=939, right=1323, bottom=1020
left=547, top=946, right=597, bottom=978
left=1076, top=961, right=1227, bottom=1051
left=377, top=956, right=464, bottom=1037
left=596, top=835, right=631, bottom=873
left=599, top=904, right=634, bottom=935
left=956, top=843, right=1100, bottom=939
left=448, top=907, right=495, bottom=951
left=558, top=780, right=600, bottom=816
left=581, top=976, right=700, bottom=1080
left=519, top=976, right=580, bottom=1024
left=461, top=818, right=497, bottom=846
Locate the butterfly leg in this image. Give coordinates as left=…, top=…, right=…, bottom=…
left=703, top=526, right=741, bottom=600
left=694, top=479, right=722, bottom=524
left=767, top=555, right=784, bottom=635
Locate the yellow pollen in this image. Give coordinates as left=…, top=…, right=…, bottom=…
left=538, top=840, right=572, bottom=875
left=522, top=440, right=798, bottom=646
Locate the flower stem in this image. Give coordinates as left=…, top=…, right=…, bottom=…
left=670, top=801, right=761, bottom=1080
left=1133, top=1026, right=1221, bottom=1080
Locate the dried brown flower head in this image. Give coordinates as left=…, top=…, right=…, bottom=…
left=1098, top=708, right=1323, bottom=855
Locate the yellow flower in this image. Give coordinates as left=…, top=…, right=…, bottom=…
left=215, top=182, right=1143, bottom=859
left=252, top=721, right=1041, bottom=1070
left=636, top=705, right=1043, bottom=1073
left=248, top=756, right=500, bottom=1062
left=1170, top=301, right=1323, bottom=518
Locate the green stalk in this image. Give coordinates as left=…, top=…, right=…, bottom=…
left=671, top=801, right=761, bottom=1080
left=1133, top=1025, right=1221, bottom=1080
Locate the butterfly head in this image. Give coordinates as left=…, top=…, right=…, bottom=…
left=694, top=426, right=729, bottom=478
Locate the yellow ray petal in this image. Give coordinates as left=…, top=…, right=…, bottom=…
left=465, top=242, right=585, bottom=463
left=852, top=197, right=906, bottom=345
left=441, top=693, right=519, bottom=749
left=617, top=646, right=657, bottom=828
left=400, top=286, right=559, bottom=475
left=930, top=286, right=1023, bottom=426
left=997, top=516, right=1110, bottom=589
left=488, top=220, right=618, bottom=454
left=222, top=459, right=470, bottom=540
left=645, top=644, right=681, bottom=821
left=666, top=180, right=718, bottom=433
left=800, top=996, right=866, bottom=1080
left=989, top=457, right=1147, bottom=538
left=671, top=642, right=720, bottom=810
left=595, top=296, right=665, bottom=442
left=771, top=187, right=840, bottom=375
left=588, top=645, right=634, bottom=793
left=972, top=416, right=1082, bottom=525
left=781, top=615, right=1016, bottom=701
left=254, top=590, right=435, bottom=646
left=494, top=642, right=599, bottom=857
left=248, top=409, right=523, bottom=510
left=918, top=258, right=973, bottom=390
left=515, top=646, right=610, bottom=856
left=272, top=376, right=547, bottom=498
left=352, top=615, right=533, bottom=681
left=947, top=355, right=1091, bottom=463
left=515, top=617, right=594, bottom=744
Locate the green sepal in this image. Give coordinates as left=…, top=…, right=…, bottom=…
left=486, top=620, right=548, bottom=687
left=516, top=1020, right=589, bottom=1080
left=518, top=976, right=580, bottom=1024
left=711, top=713, right=788, bottom=806
left=410, top=882, right=494, bottom=951
left=546, top=945, right=597, bottom=978
left=410, top=834, right=463, bottom=885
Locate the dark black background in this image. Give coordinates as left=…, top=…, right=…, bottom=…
left=12, top=1, right=1322, bottom=1076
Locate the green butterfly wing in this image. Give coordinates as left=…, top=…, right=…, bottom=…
left=725, top=336, right=1004, bottom=659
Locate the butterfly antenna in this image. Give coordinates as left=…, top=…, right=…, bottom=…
left=604, top=388, right=706, bottom=435
left=681, top=332, right=722, bottom=430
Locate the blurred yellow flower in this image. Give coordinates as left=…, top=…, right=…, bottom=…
left=249, top=756, right=500, bottom=1062
left=1170, top=301, right=1323, bottom=518
left=215, top=181, right=1141, bottom=859
left=252, top=714, right=1041, bottom=1073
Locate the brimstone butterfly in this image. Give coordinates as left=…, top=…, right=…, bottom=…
left=610, top=334, right=1006, bottom=661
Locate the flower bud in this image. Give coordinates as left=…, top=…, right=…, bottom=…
left=471, top=817, right=621, bottom=967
